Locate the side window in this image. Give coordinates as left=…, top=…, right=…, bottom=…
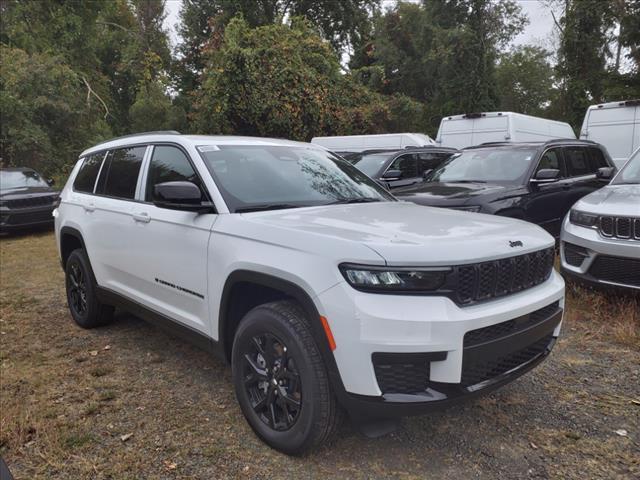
left=388, top=154, right=418, bottom=178
left=145, top=146, right=203, bottom=202
left=97, top=146, right=146, bottom=199
left=537, top=149, right=561, bottom=174
left=417, top=152, right=449, bottom=174
left=564, top=147, right=591, bottom=176
left=73, top=153, right=104, bottom=193
left=588, top=147, right=608, bottom=170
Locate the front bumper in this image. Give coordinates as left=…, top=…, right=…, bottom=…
left=0, top=206, right=56, bottom=230
left=560, top=217, right=640, bottom=291
left=317, top=270, right=565, bottom=415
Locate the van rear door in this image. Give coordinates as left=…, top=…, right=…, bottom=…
left=583, top=105, right=639, bottom=167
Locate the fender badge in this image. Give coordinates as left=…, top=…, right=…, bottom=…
left=509, top=240, right=523, bottom=247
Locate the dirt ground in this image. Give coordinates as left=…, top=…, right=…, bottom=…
left=1, top=229, right=638, bottom=479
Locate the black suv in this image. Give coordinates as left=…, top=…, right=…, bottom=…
left=348, top=147, right=459, bottom=189
left=394, top=140, right=616, bottom=237
left=0, top=167, right=58, bottom=232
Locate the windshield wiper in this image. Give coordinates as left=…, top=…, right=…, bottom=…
left=325, top=198, right=382, bottom=205
left=235, top=203, right=302, bottom=213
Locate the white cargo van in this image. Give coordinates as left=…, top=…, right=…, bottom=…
left=579, top=100, right=640, bottom=169
left=436, top=112, right=575, bottom=149
left=311, top=133, right=434, bottom=153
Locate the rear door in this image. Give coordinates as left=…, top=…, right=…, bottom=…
left=383, top=153, right=421, bottom=189
left=524, top=147, right=568, bottom=236
left=87, top=145, right=148, bottom=292
left=562, top=146, right=604, bottom=210
left=126, top=144, right=216, bottom=335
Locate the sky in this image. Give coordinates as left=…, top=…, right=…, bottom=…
left=162, top=0, right=558, bottom=52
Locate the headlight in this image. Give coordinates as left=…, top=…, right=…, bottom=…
left=569, top=209, right=598, bottom=227
left=339, top=264, right=450, bottom=292
left=449, top=205, right=481, bottom=213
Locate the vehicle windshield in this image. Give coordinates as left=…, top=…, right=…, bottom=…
left=611, top=149, right=640, bottom=185
left=0, top=170, right=49, bottom=190
left=427, top=147, right=537, bottom=183
left=198, top=145, right=395, bottom=212
left=351, top=153, right=394, bottom=177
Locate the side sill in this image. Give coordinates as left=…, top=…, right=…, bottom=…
left=96, top=286, right=224, bottom=361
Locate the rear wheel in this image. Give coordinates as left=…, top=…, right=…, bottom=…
left=231, top=300, right=342, bottom=455
left=65, top=249, right=114, bottom=328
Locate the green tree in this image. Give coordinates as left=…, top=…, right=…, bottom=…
left=192, top=16, right=424, bottom=139
left=0, top=46, right=111, bottom=176
left=175, top=0, right=380, bottom=96
left=350, top=0, right=527, bottom=132
left=496, top=46, right=554, bottom=115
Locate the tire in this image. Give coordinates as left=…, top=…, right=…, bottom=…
left=65, top=249, right=114, bottom=329
left=231, top=300, right=343, bottom=455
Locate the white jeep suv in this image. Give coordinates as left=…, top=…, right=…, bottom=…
left=55, top=132, right=565, bottom=454
left=561, top=147, right=640, bottom=291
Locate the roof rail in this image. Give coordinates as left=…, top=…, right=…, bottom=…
left=543, top=138, right=596, bottom=145
left=91, top=130, right=181, bottom=148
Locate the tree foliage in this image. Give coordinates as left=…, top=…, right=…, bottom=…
left=192, top=16, right=423, bottom=140
left=496, top=46, right=554, bottom=116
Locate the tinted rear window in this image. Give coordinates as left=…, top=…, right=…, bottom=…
left=73, top=154, right=104, bottom=193
left=97, top=146, right=146, bottom=199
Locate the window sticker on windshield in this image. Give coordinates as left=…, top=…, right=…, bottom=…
left=197, top=145, right=220, bottom=152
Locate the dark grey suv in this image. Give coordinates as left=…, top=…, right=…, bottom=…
left=0, top=168, right=59, bottom=231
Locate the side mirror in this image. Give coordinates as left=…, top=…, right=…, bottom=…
left=382, top=169, right=402, bottom=181
left=422, top=169, right=433, bottom=180
left=531, top=169, right=560, bottom=184
left=47, top=178, right=55, bottom=186
left=153, top=181, right=214, bottom=213
left=596, top=167, right=615, bottom=180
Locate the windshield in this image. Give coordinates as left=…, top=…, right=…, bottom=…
left=612, top=149, right=640, bottom=185
left=198, top=145, right=394, bottom=212
left=427, top=148, right=537, bottom=183
left=352, top=153, right=393, bottom=177
left=0, top=170, right=49, bottom=190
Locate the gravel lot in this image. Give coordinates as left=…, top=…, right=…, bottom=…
left=1, top=230, right=638, bottom=479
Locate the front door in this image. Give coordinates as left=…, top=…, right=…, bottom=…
left=127, top=144, right=216, bottom=336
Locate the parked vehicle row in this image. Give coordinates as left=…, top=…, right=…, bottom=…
left=55, top=131, right=565, bottom=454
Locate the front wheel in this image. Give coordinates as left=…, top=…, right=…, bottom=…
left=231, top=301, right=342, bottom=455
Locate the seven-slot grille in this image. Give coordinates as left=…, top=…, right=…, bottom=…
left=599, top=215, right=640, bottom=240
left=454, top=247, right=555, bottom=305
left=6, top=195, right=57, bottom=208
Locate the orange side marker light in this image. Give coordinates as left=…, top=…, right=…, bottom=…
left=320, top=316, right=336, bottom=351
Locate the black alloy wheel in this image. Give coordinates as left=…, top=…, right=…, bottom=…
left=242, top=333, right=302, bottom=431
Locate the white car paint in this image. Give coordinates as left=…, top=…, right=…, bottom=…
left=436, top=112, right=576, bottom=149
left=311, top=133, right=435, bottom=152
left=579, top=100, right=640, bottom=169
left=56, top=133, right=565, bottom=397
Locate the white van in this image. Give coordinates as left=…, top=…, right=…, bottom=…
left=436, top=112, right=575, bottom=149
left=311, top=133, right=434, bottom=153
left=579, top=100, right=640, bottom=169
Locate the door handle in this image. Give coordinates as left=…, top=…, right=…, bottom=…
left=132, top=212, right=151, bottom=223
left=83, top=203, right=95, bottom=213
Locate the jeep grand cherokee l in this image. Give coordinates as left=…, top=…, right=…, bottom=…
left=394, top=140, right=615, bottom=238
left=54, top=132, right=565, bottom=454
left=561, top=147, right=640, bottom=292
left=1, top=167, right=58, bottom=231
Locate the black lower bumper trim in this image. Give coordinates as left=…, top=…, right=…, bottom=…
left=340, top=307, right=562, bottom=420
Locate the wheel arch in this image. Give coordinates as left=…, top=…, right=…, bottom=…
left=60, top=226, right=87, bottom=269
left=218, top=270, right=346, bottom=395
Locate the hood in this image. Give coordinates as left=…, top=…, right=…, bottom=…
left=236, top=202, right=554, bottom=266
left=0, top=185, right=57, bottom=199
left=573, top=184, right=640, bottom=217
left=394, top=182, right=515, bottom=206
